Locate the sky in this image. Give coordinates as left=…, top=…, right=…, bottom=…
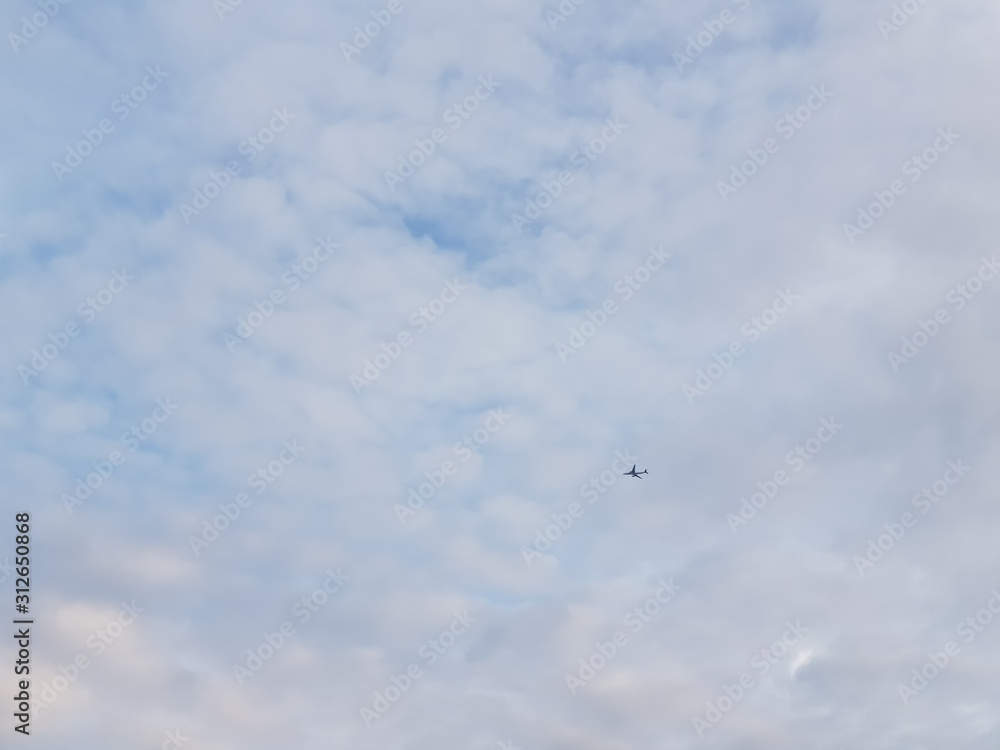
left=2, top=0, right=1000, bottom=748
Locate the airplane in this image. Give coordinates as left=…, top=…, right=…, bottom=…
left=623, top=465, right=648, bottom=478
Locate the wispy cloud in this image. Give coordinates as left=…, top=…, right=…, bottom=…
left=2, top=0, right=998, bottom=747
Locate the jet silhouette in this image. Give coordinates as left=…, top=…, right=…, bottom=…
left=624, top=464, right=648, bottom=478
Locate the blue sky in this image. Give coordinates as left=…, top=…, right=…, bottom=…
left=2, top=0, right=1000, bottom=748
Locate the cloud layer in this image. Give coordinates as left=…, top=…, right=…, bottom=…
left=2, top=0, right=999, bottom=747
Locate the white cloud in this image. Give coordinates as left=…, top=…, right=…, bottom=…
left=2, top=0, right=999, bottom=747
